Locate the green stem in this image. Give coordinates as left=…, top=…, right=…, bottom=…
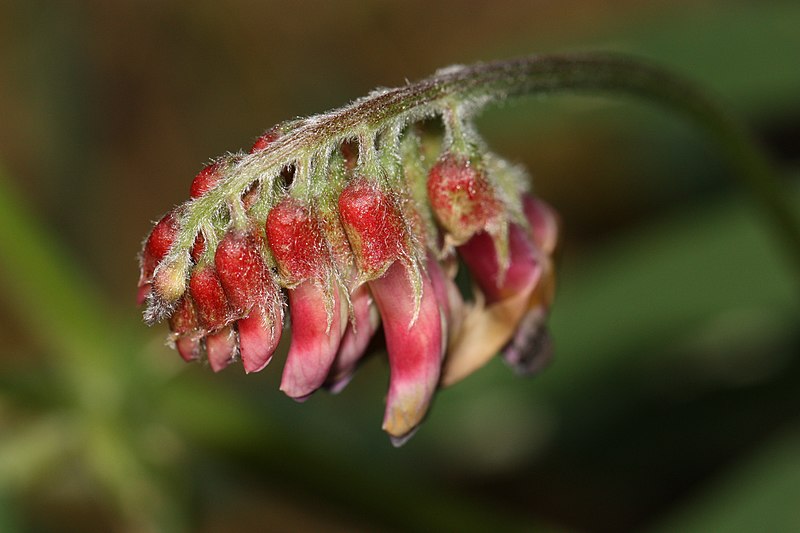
left=188, top=53, right=800, bottom=278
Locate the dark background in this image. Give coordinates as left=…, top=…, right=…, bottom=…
left=0, top=1, right=799, bottom=531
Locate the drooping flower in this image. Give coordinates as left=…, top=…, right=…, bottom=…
left=338, top=178, right=444, bottom=442
left=442, top=192, right=558, bottom=386
left=266, top=196, right=347, bottom=399
left=215, top=225, right=283, bottom=374
left=137, top=74, right=560, bottom=445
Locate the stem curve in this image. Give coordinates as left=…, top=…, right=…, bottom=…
left=185, top=52, right=800, bottom=281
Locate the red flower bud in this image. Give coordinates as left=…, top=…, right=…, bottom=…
left=214, top=226, right=285, bottom=373
left=427, top=154, right=501, bottom=244
left=266, top=197, right=327, bottom=285
left=188, top=265, right=230, bottom=331
left=138, top=209, right=179, bottom=304
left=189, top=162, right=222, bottom=199
left=338, top=179, right=406, bottom=280
left=250, top=128, right=280, bottom=154
left=215, top=227, right=272, bottom=316
left=168, top=296, right=202, bottom=362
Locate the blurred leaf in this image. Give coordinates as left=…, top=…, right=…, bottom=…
left=543, top=188, right=799, bottom=396
left=612, top=2, right=800, bottom=110
left=0, top=490, right=21, bottom=533
left=651, top=425, right=800, bottom=532
left=0, top=416, right=71, bottom=491
left=0, top=164, right=119, bottom=405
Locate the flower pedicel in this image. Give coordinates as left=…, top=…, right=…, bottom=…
left=138, top=59, right=561, bottom=445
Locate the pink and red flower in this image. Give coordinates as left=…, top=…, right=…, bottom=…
left=138, top=122, right=559, bottom=444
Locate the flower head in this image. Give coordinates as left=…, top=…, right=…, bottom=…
left=137, top=71, right=560, bottom=445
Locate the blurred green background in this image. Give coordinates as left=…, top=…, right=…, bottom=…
left=1, top=1, right=799, bottom=531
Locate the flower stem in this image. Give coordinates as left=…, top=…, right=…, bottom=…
left=196, top=53, right=800, bottom=281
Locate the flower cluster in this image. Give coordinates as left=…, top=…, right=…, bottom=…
left=138, top=88, right=559, bottom=445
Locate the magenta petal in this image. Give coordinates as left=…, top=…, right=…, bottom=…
left=327, top=284, right=380, bottom=393
left=426, top=256, right=451, bottom=321
left=369, top=260, right=443, bottom=443
left=175, top=336, right=201, bottom=362
left=458, top=223, right=541, bottom=303
left=206, top=326, right=237, bottom=372
left=136, top=283, right=152, bottom=306
left=238, top=302, right=283, bottom=374
left=280, top=281, right=346, bottom=399
left=523, top=195, right=558, bottom=254
left=425, top=253, right=463, bottom=330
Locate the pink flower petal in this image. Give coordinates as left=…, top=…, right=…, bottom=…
left=442, top=223, right=542, bottom=386
left=369, top=260, right=443, bottom=444
left=280, top=281, right=346, bottom=400
left=136, top=283, right=152, bottom=307
left=425, top=252, right=463, bottom=333
left=238, top=300, right=283, bottom=374
left=498, top=196, right=558, bottom=374
left=175, top=336, right=201, bottom=363
left=206, top=326, right=237, bottom=372
left=523, top=195, right=559, bottom=255
left=458, top=223, right=540, bottom=303
left=326, top=283, right=381, bottom=393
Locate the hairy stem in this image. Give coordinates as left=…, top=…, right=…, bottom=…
left=184, top=53, right=800, bottom=277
